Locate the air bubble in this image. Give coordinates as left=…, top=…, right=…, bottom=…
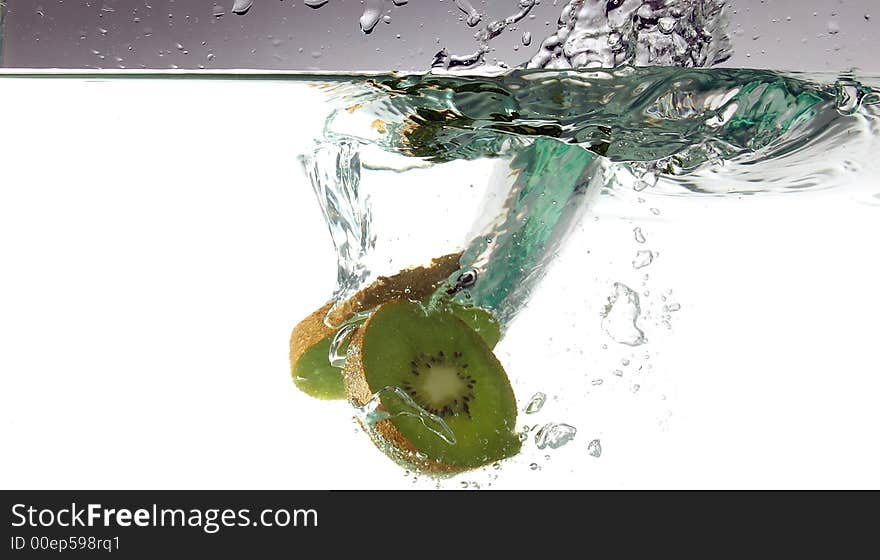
left=601, top=283, right=647, bottom=347
left=360, top=0, right=383, bottom=34
left=632, top=250, right=654, bottom=270
left=535, top=423, right=577, bottom=449
left=525, top=392, right=547, bottom=414
left=231, top=0, right=253, bottom=15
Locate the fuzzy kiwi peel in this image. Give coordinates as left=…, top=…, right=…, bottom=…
left=343, top=300, right=520, bottom=473
left=290, top=253, right=466, bottom=400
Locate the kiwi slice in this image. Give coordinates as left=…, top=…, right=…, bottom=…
left=290, top=253, right=464, bottom=400
left=343, top=300, right=520, bottom=472
left=292, top=300, right=500, bottom=400
left=290, top=302, right=342, bottom=399
left=291, top=327, right=345, bottom=400
left=449, top=305, right=501, bottom=349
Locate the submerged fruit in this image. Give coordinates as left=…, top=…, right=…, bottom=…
left=290, top=253, right=463, bottom=400
left=449, top=304, right=501, bottom=349
left=291, top=329, right=345, bottom=400
left=290, top=302, right=342, bottom=400
left=343, top=300, right=520, bottom=472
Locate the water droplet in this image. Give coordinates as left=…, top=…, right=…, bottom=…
left=665, top=302, right=681, bottom=312
left=212, top=5, right=225, bottom=17
left=529, top=462, right=541, bottom=471
left=827, top=21, right=840, bottom=35
left=588, top=439, right=602, bottom=458
left=601, top=283, right=647, bottom=346
left=633, top=227, right=646, bottom=244
left=525, top=392, right=547, bottom=414
left=650, top=208, right=660, bottom=216
left=522, top=31, right=532, bottom=46
left=231, top=0, right=253, bottom=15
left=360, top=0, right=383, bottom=33
left=304, top=0, right=329, bottom=8
left=534, top=423, right=577, bottom=450
left=632, top=250, right=654, bottom=269
left=592, top=379, right=604, bottom=386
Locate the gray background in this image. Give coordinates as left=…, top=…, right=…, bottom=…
left=0, top=0, right=877, bottom=72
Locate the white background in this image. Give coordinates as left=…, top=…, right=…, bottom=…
left=1, top=77, right=879, bottom=489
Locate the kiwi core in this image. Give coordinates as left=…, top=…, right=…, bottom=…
left=403, top=352, right=475, bottom=418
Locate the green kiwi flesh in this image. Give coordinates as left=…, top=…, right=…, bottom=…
left=290, top=254, right=463, bottom=401
left=292, top=335, right=345, bottom=400
left=449, top=305, right=501, bottom=349
left=355, top=301, right=520, bottom=470
left=293, top=302, right=500, bottom=401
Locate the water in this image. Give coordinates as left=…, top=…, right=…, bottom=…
left=3, top=0, right=880, bottom=488
left=2, top=68, right=879, bottom=487
left=307, top=65, right=880, bottom=329
left=299, top=64, right=880, bottom=482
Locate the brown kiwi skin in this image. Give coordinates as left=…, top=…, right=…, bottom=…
left=289, top=302, right=336, bottom=382
left=289, top=253, right=462, bottom=395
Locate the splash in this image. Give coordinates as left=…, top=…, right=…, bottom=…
left=434, top=0, right=729, bottom=71
left=292, top=0, right=880, bottom=477
left=529, top=0, right=730, bottom=69
left=295, top=0, right=728, bottom=73
left=299, top=139, right=374, bottom=322
left=323, top=67, right=880, bottom=194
